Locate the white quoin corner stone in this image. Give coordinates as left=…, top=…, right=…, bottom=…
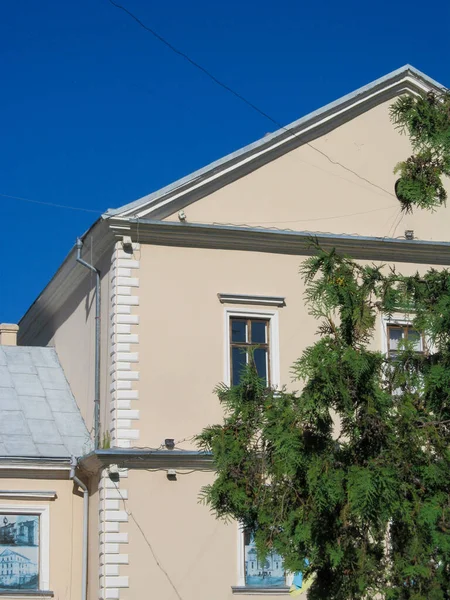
left=104, top=243, right=140, bottom=600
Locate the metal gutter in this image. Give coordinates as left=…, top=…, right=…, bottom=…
left=76, top=238, right=101, bottom=450
left=109, top=218, right=450, bottom=266
left=79, top=449, right=213, bottom=474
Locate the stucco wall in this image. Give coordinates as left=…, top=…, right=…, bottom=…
left=22, top=250, right=112, bottom=439
left=119, top=469, right=287, bottom=600
left=164, top=98, right=450, bottom=241
left=134, top=244, right=438, bottom=450
left=0, top=475, right=84, bottom=600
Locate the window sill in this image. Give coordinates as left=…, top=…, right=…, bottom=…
left=232, top=587, right=290, bottom=595
left=0, top=592, right=54, bottom=598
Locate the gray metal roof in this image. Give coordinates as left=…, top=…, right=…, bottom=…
left=0, top=346, right=92, bottom=458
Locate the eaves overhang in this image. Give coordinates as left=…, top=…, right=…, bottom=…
left=79, top=449, right=214, bottom=474
left=19, top=218, right=114, bottom=345
left=108, top=218, right=450, bottom=266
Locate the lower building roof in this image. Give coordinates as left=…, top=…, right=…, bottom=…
left=0, top=346, right=92, bottom=459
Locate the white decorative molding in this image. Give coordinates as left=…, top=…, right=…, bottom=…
left=218, top=293, right=285, bottom=307
left=109, top=241, right=141, bottom=450
left=0, top=491, right=57, bottom=500
left=99, top=239, right=141, bottom=599
left=98, top=470, right=129, bottom=600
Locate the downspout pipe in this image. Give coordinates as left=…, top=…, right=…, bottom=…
left=70, top=457, right=89, bottom=600
left=76, top=238, right=101, bottom=450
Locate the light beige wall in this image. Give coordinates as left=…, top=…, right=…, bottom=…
left=0, top=475, right=84, bottom=600
left=122, top=245, right=443, bottom=598
left=121, top=469, right=285, bottom=600
left=136, top=244, right=442, bottom=449
left=165, top=98, right=450, bottom=242
left=88, top=473, right=100, bottom=600
left=25, top=251, right=112, bottom=439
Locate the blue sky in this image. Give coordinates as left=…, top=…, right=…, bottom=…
left=1, top=0, right=449, bottom=323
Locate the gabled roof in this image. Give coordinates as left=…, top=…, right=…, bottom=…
left=0, top=346, right=92, bottom=458
left=105, top=65, right=444, bottom=221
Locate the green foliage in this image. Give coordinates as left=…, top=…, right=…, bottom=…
left=390, top=90, right=450, bottom=212
left=197, top=247, right=450, bottom=600
left=101, top=430, right=111, bottom=449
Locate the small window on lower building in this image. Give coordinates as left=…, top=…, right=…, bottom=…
left=387, top=323, right=424, bottom=359
left=0, top=514, right=40, bottom=590
left=230, top=318, right=270, bottom=385
left=243, top=529, right=286, bottom=587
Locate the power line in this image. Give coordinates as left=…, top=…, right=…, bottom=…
left=106, top=0, right=397, bottom=201
left=112, top=479, right=184, bottom=600
left=0, top=192, right=103, bottom=214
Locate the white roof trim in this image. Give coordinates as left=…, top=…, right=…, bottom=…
left=105, top=65, right=444, bottom=221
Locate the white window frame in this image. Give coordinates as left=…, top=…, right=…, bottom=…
left=0, top=504, right=50, bottom=591
left=381, top=315, right=426, bottom=356
left=236, top=525, right=292, bottom=588
left=224, top=308, right=285, bottom=587
left=224, top=308, right=281, bottom=389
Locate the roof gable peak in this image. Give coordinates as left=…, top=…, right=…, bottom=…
left=105, top=65, right=444, bottom=221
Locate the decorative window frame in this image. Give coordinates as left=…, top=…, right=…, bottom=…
left=0, top=504, right=50, bottom=591
left=223, top=308, right=281, bottom=389
left=235, top=525, right=292, bottom=590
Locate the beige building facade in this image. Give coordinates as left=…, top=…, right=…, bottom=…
left=2, top=64, right=449, bottom=600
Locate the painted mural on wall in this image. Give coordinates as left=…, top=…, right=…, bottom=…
left=244, top=531, right=285, bottom=587
left=0, top=515, right=39, bottom=590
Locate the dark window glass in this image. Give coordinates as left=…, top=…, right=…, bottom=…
left=251, top=321, right=267, bottom=344
left=253, top=348, right=268, bottom=381
left=231, top=319, right=247, bottom=343
left=232, top=347, right=247, bottom=386
left=230, top=318, right=270, bottom=386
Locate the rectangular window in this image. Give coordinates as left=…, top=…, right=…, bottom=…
left=230, top=317, right=270, bottom=385
left=244, top=529, right=286, bottom=587
left=0, top=514, right=40, bottom=590
left=387, top=323, right=424, bottom=358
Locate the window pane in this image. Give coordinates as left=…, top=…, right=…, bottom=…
left=244, top=531, right=285, bottom=587
left=231, top=319, right=247, bottom=343
left=254, top=348, right=268, bottom=383
left=408, top=329, right=422, bottom=352
left=388, top=327, right=403, bottom=351
left=251, top=321, right=267, bottom=344
left=232, top=347, right=247, bottom=385
left=0, top=514, right=39, bottom=590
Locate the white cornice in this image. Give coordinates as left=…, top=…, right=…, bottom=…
left=105, top=66, right=444, bottom=221
left=108, top=218, right=450, bottom=266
